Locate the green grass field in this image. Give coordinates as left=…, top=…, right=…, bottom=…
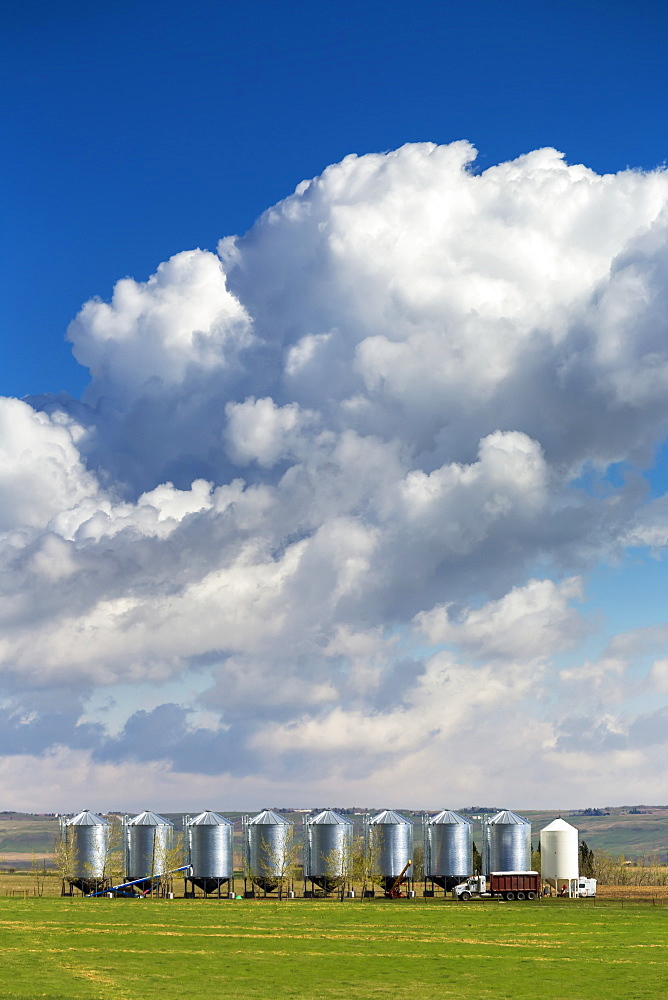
left=0, top=897, right=666, bottom=1000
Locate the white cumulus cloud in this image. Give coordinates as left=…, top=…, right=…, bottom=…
left=3, top=140, right=668, bottom=808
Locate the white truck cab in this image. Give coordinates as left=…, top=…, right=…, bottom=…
left=453, top=876, right=486, bottom=899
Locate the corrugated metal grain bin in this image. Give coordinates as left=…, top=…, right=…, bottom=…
left=245, top=809, right=294, bottom=892
left=368, top=809, right=413, bottom=892
left=305, top=809, right=353, bottom=890
left=186, top=810, right=234, bottom=893
left=485, top=810, right=531, bottom=874
left=425, top=809, right=472, bottom=889
left=125, top=810, right=174, bottom=883
left=61, top=809, right=111, bottom=891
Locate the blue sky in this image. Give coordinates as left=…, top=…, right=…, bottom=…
left=3, top=0, right=666, bottom=397
left=1, top=0, right=668, bottom=812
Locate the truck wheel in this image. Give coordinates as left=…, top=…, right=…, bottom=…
left=516, top=891, right=525, bottom=900
left=460, top=891, right=471, bottom=900
left=526, top=891, right=536, bottom=900
left=505, top=891, right=515, bottom=901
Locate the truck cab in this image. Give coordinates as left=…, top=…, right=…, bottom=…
left=453, top=876, right=486, bottom=899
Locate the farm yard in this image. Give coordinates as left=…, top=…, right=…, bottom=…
left=0, top=896, right=666, bottom=1000
left=3, top=867, right=668, bottom=901
left=2, top=803, right=668, bottom=1000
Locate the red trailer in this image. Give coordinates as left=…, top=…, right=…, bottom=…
left=489, top=872, right=540, bottom=900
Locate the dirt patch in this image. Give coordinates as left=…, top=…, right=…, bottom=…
left=0, top=852, right=54, bottom=863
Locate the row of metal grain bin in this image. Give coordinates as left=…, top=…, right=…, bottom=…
left=60, top=806, right=552, bottom=894
left=58, top=809, right=224, bottom=893
left=237, top=807, right=534, bottom=889
left=60, top=807, right=414, bottom=893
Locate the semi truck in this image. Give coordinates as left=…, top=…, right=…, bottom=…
left=454, top=871, right=540, bottom=901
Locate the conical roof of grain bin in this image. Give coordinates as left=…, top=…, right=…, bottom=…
left=189, top=810, right=233, bottom=826
left=248, top=809, right=292, bottom=825
left=309, top=809, right=352, bottom=825
left=127, top=810, right=172, bottom=826
left=67, top=809, right=109, bottom=826
left=540, top=818, right=579, bottom=880
left=370, top=809, right=412, bottom=825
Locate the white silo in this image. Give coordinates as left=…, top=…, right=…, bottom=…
left=540, top=818, right=579, bottom=895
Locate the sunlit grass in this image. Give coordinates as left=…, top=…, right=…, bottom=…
left=0, top=896, right=667, bottom=998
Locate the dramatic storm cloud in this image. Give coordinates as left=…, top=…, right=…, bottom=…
left=4, top=141, right=668, bottom=810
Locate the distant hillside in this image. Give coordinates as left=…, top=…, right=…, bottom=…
left=0, top=814, right=59, bottom=857
left=1, top=806, right=666, bottom=864
left=520, top=807, right=668, bottom=861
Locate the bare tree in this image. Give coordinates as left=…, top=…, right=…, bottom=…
left=152, top=831, right=187, bottom=897
left=104, top=817, right=124, bottom=887
left=592, top=850, right=668, bottom=887
left=257, top=828, right=301, bottom=899
left=411, top=843, right=424, bottom=884
left=351, top=833, right=383, bottom=900
left=29, top=850, right=47, bottom=897
left=53, top=831, right=74, bottom=894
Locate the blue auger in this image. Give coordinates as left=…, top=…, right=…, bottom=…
left=86, top=865, right=192, bottom=897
